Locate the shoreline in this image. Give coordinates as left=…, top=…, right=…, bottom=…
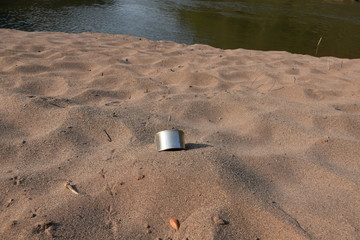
left=2, top=28, right=359, bottom=60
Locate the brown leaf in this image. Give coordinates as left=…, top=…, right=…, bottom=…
left=169, top=218, right=180, bottom=231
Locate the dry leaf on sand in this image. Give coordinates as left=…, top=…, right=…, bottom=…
left=169, top=218, right=180, bottom=231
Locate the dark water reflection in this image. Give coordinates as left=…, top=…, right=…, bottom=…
left=1, top=0, right=360, bottom=58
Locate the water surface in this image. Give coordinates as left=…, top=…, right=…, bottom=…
left=1, top=0, right=360, bottom=58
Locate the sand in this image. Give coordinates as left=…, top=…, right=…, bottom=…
left=0, top=29, right=359, bottom=240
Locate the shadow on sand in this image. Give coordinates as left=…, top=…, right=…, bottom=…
left=185, top=143, right=212, bottom=150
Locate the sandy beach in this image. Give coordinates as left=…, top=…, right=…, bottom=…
left=0, top=29, right=359, bottom=240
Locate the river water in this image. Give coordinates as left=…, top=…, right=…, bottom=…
left=1, top=0, right=360, bottom=58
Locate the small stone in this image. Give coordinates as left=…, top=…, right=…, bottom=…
left=137, top=174, right=145, bottom=180
left=6, top=198, right=14, bottom=207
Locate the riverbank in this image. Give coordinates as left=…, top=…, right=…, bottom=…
left=1, top=0, right=360, bottom=59
left=1, top=29, right=359, bottom=240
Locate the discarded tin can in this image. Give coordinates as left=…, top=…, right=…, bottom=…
left=155, top=130, right=185, bottom=151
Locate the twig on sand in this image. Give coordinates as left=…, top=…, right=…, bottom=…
left=166, top=115, right=172, bottom=128
left=270, top=86, right=284, bottom=92
left=316, top=36, right=323, bottom=56
left=65, top=182, right=79, bottom=195
left=251, top=73, right=263, bottom=87
left=49, top=102, right=64, bottom=108
left=268, top=78, right=277, bottom=92
left=104, top=130, right=112, bottom=142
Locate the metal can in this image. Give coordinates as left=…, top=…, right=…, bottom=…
left=155, top=129, right=185, bottom=151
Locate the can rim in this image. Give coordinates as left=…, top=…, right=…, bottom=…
left=155, top=129, right=184, bottom=136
